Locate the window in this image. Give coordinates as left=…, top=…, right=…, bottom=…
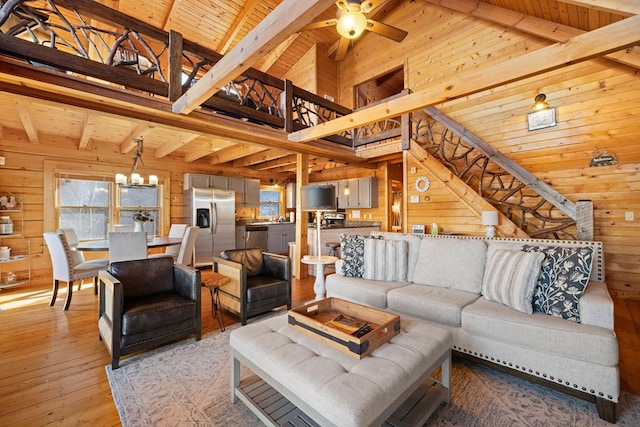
left=58, top=176, right=161, bottom=239
left=259, top=189, right=281, bottom=218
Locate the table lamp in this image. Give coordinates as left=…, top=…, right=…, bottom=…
left=482, top=211, right=499, bottom=238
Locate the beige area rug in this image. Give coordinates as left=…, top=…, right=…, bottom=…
left=107, top=314, right=640, bottom=427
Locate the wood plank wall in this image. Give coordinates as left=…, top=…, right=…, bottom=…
left=335, top=2, right=640, bottom=298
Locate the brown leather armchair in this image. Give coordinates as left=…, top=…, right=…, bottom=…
left=98, top=256, right=201, bottom=369
left=213, top=248, right=291, bottom=325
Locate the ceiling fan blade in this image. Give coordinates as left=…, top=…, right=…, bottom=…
left=365, top=19, right=408, bottom=42
left=301, top=19, right=338, bottom=31
left=360, top=0, right=387, bottom=14
left=335, top=36, right=350, bottom=61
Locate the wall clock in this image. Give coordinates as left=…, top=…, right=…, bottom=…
left=415, top=176, right=430, bottom=192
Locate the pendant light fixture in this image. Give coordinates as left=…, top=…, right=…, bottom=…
left=115, top=137, right=158, bottom=187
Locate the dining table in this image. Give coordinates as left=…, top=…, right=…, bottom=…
left=71, top=236, right=183, bottom=252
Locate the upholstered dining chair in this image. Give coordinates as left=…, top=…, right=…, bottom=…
left=175, top=226, right=199, bottom=267
left=150, top=223, right=188, bottom=261
left=58, top=227, right=109, bottom=294
left=108, top=232, right=147, bottom=263
left=43, top=231, right=108, bottom=310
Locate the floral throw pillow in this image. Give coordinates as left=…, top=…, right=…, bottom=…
left=522, top=245, right=594, bottom=322
left=340, top=234, right=366, bottom=278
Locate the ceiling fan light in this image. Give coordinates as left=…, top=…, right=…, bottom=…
left=336, top=10, right=367, bottom=39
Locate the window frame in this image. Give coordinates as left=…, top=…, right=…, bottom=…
left=259, top=186, right=283, bottom=219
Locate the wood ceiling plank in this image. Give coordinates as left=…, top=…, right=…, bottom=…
left=256, top=33, right=301, bottom=73
left=289, top=13, right=640, bottom=143
left=172, top=0, right=335, bottom=114
left=427, top=0, right=640, bottom=70
left=231, top=148, right=287, bottom=167
left=562, top=0, right=638, bottom=15
left=183, top=138, right=236, bottom=162
left=217, top=0, right=262, bottom=55
left=209, top=144, right=266, bottom=165
left=120, top=124, right=151, bottom=153
left=253, top=154, right=298, bottom=170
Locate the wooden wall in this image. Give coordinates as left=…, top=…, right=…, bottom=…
left=335, top=2, right=640, bottom=298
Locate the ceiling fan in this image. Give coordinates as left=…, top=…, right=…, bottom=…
left=301, top=0, right=408, bottom=61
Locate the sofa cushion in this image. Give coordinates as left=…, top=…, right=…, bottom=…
left=221, top=248, right=264, bottom=277
left=326, top=274, right=408, bottom=309
left=340, top=234, right=370, bottom=278
left=122, top=293, right=196, bottom=336
left=387, top=284, right=479, bottom=327
left=381, top=233, right=422, bottom=282
left=522, top=245, right=594, bottom=322
left=412, top=238, right=487, bottom=293
left=482, top=249, right=545, bottom=314
left=462, top=297, right=618, bottom=366
left=363, top=238, right=408, bottom=282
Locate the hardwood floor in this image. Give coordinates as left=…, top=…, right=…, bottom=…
left=0, top=271, right=638, bottom=426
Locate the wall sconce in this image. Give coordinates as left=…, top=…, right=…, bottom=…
left=482, top=211, right=499, bottom=238
left=527, top=93, right=557, bottom=131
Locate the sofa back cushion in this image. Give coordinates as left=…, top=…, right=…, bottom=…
left=412, top=237, right=487, bottom=293
left=482, top=249, right=545, bottom=314
left=221, top=248, right=264, bottom=277
left=110, top=257, right=175, bottom=299
left=363, top=238, right=408, bottom=281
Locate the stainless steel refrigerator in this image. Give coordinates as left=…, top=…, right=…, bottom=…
left=183, top=187, right=236, bottom=267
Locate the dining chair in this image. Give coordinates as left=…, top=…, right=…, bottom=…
left=150, top=223, right=187, bottom=261
left=113, top=224, right=135, bottom=232
left=108, top=232, right=148, bottom=263
left=175, top=226, right=199, bottom=267
left=58, top=227, right=109, bottom=294
left=43, top=231, right=108, bottom=310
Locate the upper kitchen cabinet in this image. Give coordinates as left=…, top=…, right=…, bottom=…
left=228, top=177, right=260, bottom=208
left=336, top=177, right=378, bottom=209
left=183, top=173, right=228, bottom=190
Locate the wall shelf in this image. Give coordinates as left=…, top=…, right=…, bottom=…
left=0, top=195, right=31, bottom=290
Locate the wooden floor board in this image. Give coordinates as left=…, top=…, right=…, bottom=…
left=0, top=270, right=638, bottom=425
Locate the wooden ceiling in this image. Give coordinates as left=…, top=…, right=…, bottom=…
left=0, top=0, right=634, bottom=179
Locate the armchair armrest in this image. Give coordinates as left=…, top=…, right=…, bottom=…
left=173, top=263, right=201, bottom=302
left=213, top=256, right=244, bottom=300
left=580, top=281, right=615, bottom=330
left=263, top=253, right=291, bottom=281
left=98, top=270, right=124, bottom=353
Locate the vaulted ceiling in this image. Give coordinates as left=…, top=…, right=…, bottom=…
left=0, top=0, right=636, bottom=179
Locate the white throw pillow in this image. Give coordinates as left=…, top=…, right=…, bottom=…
left=482, top=249, right=545, bottom=314
left=363, top=239, right=408, bottom=281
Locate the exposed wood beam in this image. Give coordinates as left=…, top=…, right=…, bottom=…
left=289, top=14, right=640, bottom=143
left=232, top=149, right=287, bottom=168
left=154, top=133, right=200, bottom=158
left=562, top=0, right=639, bottom=15
left=254, top=154, right=298, bottom=170
left=16, top=99, right=38, bottom=143
left=256, top=33, right=301, bottom=73
left=356, top=141, right=403, bottom=159
left=120, top=124, right=150, bottom=153
left=217, top=0, right=261, bottom=55
left=172, top=0, right=335, bottom=115
left=426, top=0, right=640, bottom=70
left=209, top=145, right=266, bottom=165
left=78, top=113, right=96, bottom=149
left=184, top=139, right=235, bottom=162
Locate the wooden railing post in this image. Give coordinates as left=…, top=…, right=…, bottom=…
left=284, top=79, right=294, bottom=133
left=168, top=30, right=183, bottom=102
left=576, top=200, right=594, bottom=240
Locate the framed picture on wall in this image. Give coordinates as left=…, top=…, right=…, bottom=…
left=527, top=107, right=557, bottom=131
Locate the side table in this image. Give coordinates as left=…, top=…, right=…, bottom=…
left=202, top=272, right=230, bottom=332
left=301, top=255, right=338, bottom=299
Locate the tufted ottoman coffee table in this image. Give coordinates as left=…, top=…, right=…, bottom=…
left=230, top=314, right=452, bottom=427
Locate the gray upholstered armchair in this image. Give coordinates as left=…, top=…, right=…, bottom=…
left=98, top=256, right=201, bottom=369
left=213, top=248, right=291, bottom=325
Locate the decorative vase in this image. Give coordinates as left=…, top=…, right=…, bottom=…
left=134, top=220, right=144, bottom=233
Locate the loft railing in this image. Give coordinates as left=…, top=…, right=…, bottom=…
left=0, top=0, right=396, bottom=147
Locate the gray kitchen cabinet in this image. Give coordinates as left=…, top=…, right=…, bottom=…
left=183, top=173, right=228, bottom=190
left=229, top=177, right=260, bottom=208
left=357, top=177, right=378, bottom=208
left=267, top=224, right=295, bottom=254
left=235, top=225, right=246, bottom=249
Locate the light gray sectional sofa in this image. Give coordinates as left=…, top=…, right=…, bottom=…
left=325, top=232, right=619, bottom=422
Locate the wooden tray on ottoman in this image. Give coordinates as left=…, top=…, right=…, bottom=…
left=288, top=297, right=401, bottom=359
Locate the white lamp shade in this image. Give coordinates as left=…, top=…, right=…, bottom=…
left=336, top=9, right=367, bottom=39
left=301, top=185, right=336, bottom=211
left=482, top=211, right=499, bottom=226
